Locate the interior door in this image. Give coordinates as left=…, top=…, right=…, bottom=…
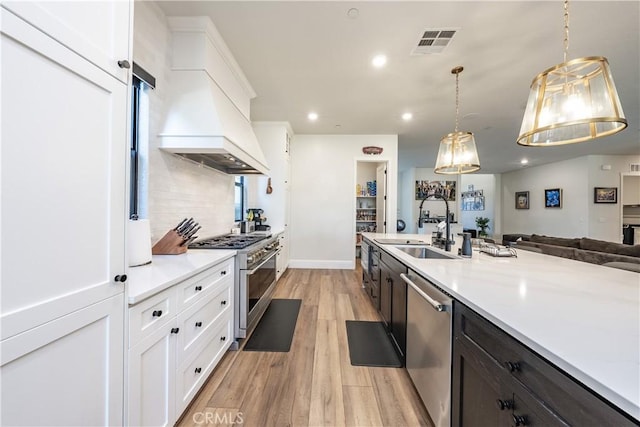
left=376, top=164, right=387, bottom=233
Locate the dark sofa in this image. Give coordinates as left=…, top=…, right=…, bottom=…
left=512, top=234, right=640, bottom=272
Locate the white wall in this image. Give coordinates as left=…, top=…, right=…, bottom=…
left=400, top=168, right=461, bottom=235
left=289, top=135, right=398, bottom=269
left=501, top=154, right=640, bottom=242
left=134, top=2, right=236, bottom=242
left=459, top=174, right=500, bottom=237
left=587, top=156, right=640, bottom=241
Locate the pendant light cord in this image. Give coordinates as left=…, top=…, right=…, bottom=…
left=452, top=66, right=463, bottom=133
left=455, top=71, right=459, bottom=133
left=563, top=0, right=569, bottom=63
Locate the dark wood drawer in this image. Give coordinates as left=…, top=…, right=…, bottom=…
left=454, top=303, right=637, bottom=426
left=379, top=250, right=407, bottom=274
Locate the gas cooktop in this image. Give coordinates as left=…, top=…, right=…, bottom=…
left=188, top=234, right=268, bottom=250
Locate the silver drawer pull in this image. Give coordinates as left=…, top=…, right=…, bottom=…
left=400, top=273, right=446, bottom=312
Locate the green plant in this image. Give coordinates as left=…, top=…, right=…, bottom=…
left=475, top=217, right=490, bottom=237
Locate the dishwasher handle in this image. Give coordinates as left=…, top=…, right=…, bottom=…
left=400, top=273, right=447, bottom=312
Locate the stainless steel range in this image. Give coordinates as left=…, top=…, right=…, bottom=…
left=189, top=233, right=280, bottom=344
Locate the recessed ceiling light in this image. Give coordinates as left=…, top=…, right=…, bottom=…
left=402, top=112, right=413, bottom=121
left=372, top=54, right=387, bottom=68
left=308, top=112, right=318, bottom=121
left=347, top=8, right=359, bottom=19
left=520, top=159, right=529, bottom=165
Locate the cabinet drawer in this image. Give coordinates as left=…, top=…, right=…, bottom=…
left=454, top=303, right=636, bottom=426
left=176, top=258, right=234, bottom=311
left=129, top=287, right=177, bottom=347
left=175, top=311, right=232, bottom=416
left=176, top=277, right=232, bottom=364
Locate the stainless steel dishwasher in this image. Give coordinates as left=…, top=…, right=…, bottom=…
left=401, top=270, right=452, bottom=427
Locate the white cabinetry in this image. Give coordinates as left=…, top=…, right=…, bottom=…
left=622, top=175, right=640, bottom=206
left=1, top=294, right=125, bottom=426
left=252, top=122, right=293, bottom=279
left=127, top=257, right=234, bottom=427
left=0, top=3, right=131, bottom=426
left=2, top=0, right=132, bottom=83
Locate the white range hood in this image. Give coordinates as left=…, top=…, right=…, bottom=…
left=159, top=16, right=269, bottom=175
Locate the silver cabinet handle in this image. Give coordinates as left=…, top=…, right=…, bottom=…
left=400, top=273, right=446, bottom=312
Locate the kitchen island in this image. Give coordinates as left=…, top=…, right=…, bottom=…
left=362, top=232, right=639, bottom=423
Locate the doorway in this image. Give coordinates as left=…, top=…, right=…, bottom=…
left=355, top=160, right=388, bottom=259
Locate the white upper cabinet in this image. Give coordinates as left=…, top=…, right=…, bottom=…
left=2, top=0, right=132, bottom=83
left=1, top=6, right=128, bottom=338
left=622, top=175, right=640, bottom=206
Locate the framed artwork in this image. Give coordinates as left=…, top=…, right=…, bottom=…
left=415, top=180, right=456, bottom=201
left=544, top=188, right=562, bottom=208
left=594, top=187, right=617, bottom=204
left=461, top=189, right=485, bottom=211
left=515, top=191, right=529, bottom=209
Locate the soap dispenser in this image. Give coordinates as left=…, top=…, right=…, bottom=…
left=461, top=232, right=472, bottom=257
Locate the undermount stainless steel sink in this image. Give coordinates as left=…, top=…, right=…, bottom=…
left=395, top=246, right=459, bottom=260
left=374, top=238, right=428, bottom=245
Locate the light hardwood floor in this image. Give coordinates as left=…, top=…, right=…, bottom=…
left=177, top=267, right=433, bottom=427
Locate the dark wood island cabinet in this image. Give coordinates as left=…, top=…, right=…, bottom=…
left=452, top=302, right=638, bottom=426
left=379, top=251, right=408, bottom=363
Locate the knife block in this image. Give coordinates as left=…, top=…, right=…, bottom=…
left=152, top=230, right=188, bottom=255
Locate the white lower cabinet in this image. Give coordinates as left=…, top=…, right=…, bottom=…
left=127, top=259, right=234, bottom=426
left=1, top=294, right=124, bottom=426
left=128, top=317, right=177, bottom=427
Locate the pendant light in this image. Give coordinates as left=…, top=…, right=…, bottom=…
left=517, top=0, right=627, bottom=146
left=434, top=66, right=480, bottom=174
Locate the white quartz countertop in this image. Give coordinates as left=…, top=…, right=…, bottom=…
left=126, top=250, right=236, bottom=305
left=363, top=232, right=640, bottom=420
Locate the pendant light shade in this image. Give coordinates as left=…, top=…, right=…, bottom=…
left=434, top=66, right=480, bottom=175
left=434, top=131, right=480, bottom=174
left=517, top=1, right=627, bottom=146
left=517, top=56, right=627, bottom=146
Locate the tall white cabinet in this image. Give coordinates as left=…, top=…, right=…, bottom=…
left=252, top=122, right=292, bottom=279
left=1, top=2, right=131, bottom=425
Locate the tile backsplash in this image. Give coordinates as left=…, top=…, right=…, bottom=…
left=148, top=153, right=235, bottom=242
left=135, top=1, right=235, bottom=243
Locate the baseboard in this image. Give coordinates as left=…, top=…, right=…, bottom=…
left=288, top=259, right=355, bottom=269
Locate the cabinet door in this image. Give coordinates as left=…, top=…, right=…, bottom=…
left=128, top=319, right=178, bottom=427
left=1, top=8, right=127, bottom=339
left=390, top=268, right=407, bottom=359
left=1, top=1, right=131, bottom=83
left=1, top=294, right=124, bottom=426
left=452, top=338, right=511, bottom=426
left=379, top=263, right=392, bottom=327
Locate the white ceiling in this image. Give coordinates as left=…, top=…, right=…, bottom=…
left=155, top=1, right=640, bottom=174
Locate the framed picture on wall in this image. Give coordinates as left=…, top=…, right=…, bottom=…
left=544, top=188, right=562, bottom=208
left=515, top=191, right=529, bottom=209
left=594, top=187, right=618, bottom=204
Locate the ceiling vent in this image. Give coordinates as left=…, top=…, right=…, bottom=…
left=411, top=28, right=458, bottom=55
left=630, top=163, right=640, bottom=172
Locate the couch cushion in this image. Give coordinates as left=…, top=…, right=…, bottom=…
left=530, top=234, right=581, bottom=248
left=573, top=249, right=640, bottom=265
left=580, top=238, right=640, bottom=258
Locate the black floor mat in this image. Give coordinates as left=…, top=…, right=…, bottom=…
left=243, top=299, right=302, bottom=352
left=345, top=320, right=402, bottom=367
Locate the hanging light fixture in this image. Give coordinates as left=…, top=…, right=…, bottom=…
left=434, top=66, right=480, bottom=174
left=517, top=0, right=627, bottom=146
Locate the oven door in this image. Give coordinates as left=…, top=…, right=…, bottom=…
left=238, top=250, right=278, bottom=337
